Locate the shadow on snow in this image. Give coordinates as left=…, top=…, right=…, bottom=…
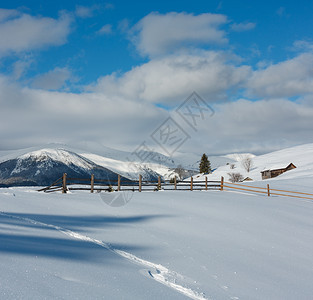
left=0, top=213, right=171, bottom=262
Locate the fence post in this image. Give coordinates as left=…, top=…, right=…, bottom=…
left=90, top=174, right=94, bottom=193
left=190, top=176, right=193, bottom=191
left=158, top=176, right=161, bottom=190
left=139, top=174, right=142, bottom=192
left=62, top=173, right=67, bottom=194
left=267, top=184, right=270, bottom=197
left=205, top=176, right=208, bottom=191
left=220, top=176, right=224, bottom=191
left=174, top=176, right=177, bottom=190
left=118, top=174, right=121, bottom=191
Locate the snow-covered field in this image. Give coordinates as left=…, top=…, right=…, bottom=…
left=1, top=179, right=313, bottom=299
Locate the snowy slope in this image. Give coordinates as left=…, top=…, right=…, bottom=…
left=224, top=153, right=255, bottom=162
left=0, top=177, right=313, bottom=299
left=0, top=143, right=247, bottom=182
left=19, top=148, right=95, bottom=170
left=80, top=152, right=176, bottom=181
left=0, top=148, right=126, bottom=186
left=0, top=144, right=179, bottom=182
left=180, top=155, right=236, bottom=172
left=192, top=143, right=313, bottom=182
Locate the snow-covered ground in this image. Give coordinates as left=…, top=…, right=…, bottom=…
left=1, top=177, right=313, bottom=299
left=193, top=143, right=313, bottom=183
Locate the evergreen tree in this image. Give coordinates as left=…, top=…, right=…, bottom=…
left=199, top=153, right=211, bottom=173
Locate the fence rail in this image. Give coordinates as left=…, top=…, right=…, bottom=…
left=39, top=174, right=313, bottom=202
left=39, top=173, right=222, bottom=193
left=222, top=179, right=313, bottom=201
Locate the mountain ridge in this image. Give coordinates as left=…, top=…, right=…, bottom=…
left=0, top=144, right=259, bottom=187
left=0, top=148, right=131, bottom=187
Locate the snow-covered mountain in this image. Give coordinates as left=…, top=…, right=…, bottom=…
left=191, top=143, right=313, bottom=182
left=0, top=148, right=131, bottom=187
left=0, top=145, right=188, bottom=186
left=3, top=142, right=290, bottom=187
left=0, top=143, right=208, bottom=186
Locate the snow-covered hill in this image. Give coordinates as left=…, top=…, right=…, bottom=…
left=224, top=152, right=256, bottom=162
left=0, top=148, right=127, bottom=187
left=3, top=143, right=313, bottom=186
left=192, top=143, right=313, bottom=182
left=0, top=146, right=186, bottom=186
left=0, top=144, right=233, bottom=185
left=0, top=143, right=250, bottom=181
left=80, top=152, right=177, bottom=181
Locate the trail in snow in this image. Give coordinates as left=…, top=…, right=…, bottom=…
left=0, top=211, right=207, bottom=300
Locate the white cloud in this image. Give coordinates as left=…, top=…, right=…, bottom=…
left=246, top=53, right=313, bottom=98
left=173, top=98, right=313, bottom=155
left=1, top=70, right=313, bottom=155
left=130, top=12, right=228, bottom=57
left=75, top=4, right=113, bottom=18
left=0, top=12, right=72, bottom=56
left=291, top=40, right=313, bottom=52
left=231, top=22, right=256, bottom=32
left=0, top=8, right=20, bottom=22
left=11, top=56, right=34, bottom=80
left=97, top=24, right=112, bottom=35
left=0, top=74, right=166, bottom=150
left=31, top=67, right=72, bottom=90
left=75, top=5, right=94, bottom=18
left=1, top=6, right=313, bottom=155
left=90, top=51, right=250, bottom=104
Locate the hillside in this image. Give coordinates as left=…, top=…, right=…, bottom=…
left=0, top=144, right=240, bottom=186
left=0, top=146, right=181, bottom=186
left=0, top=149, right=128, bottom=187
left=3, top=143, right=313, bottom=187
left=192, top=143, right=313, bottom=182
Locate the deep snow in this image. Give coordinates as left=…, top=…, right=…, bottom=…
left=1, top=179, right=313, bottom=299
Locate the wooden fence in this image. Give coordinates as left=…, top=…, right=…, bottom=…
left=38, top=174, right=313, bottom=202
left=38, top=173, right=222, bottom=193
left=222, top=178, right=313, bottom=201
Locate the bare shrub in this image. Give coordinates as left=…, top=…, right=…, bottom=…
left=241, top=157, right=253, bottom=172
left=228, top=172, right=244, bottom=183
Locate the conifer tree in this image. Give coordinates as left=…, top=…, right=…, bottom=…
left=199, top=153, right=211, bottom=173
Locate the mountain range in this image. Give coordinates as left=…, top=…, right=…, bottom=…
left=0, top=149, right=130, bottom=187
left=0, top=143, right=245, bottom=187
left=0, top=145, right=183, bottom=187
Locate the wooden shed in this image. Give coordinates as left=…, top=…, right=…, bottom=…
left=261, top=163, right=296, bottom=180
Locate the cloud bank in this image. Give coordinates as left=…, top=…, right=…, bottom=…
left=130, top=12, right=228, bottom=57
left=0, top=10, right=313, bottom=156
left=0, top=9, right=72, bottom=56
left=90, top=51, right=250, bottom=104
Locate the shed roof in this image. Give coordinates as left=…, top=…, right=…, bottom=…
left=261, top=163, right=296, bottom=173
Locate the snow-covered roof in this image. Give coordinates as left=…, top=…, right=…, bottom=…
left=261, top=163, right=295, bottom=172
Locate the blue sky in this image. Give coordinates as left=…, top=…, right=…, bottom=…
left=2, top=0, right=313, bottom=88
left=1, top=1, right=313, bottom=155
